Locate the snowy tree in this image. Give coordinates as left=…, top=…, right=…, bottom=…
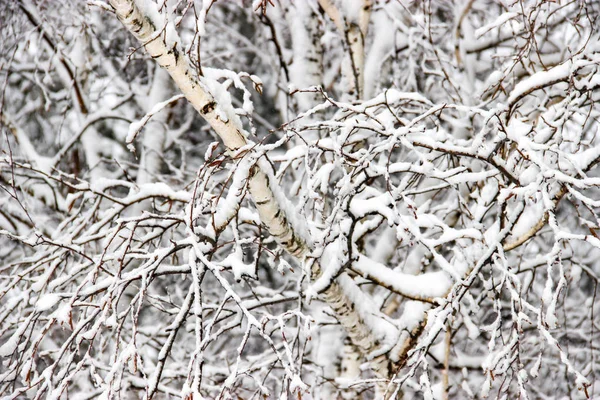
left=1, top=0, right=600, bottom=399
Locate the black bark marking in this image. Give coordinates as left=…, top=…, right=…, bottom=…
left=172, top=44, right=179, bottom=64
left=145, top=16, right=155, bottom=30
left=132, top=18, right=143, bottom=33
left=201, top=101, right=216, bottom=115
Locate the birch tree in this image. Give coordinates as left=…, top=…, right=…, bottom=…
left=1, top=0, right=600, bottom=399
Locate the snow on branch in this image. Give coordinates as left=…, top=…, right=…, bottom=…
left=2, top=1, right=600, bottom=399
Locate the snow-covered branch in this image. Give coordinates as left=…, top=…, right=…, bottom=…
left=2, top=1, right=600, bottom=399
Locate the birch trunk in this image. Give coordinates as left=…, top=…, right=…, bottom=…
left=136, top=67, right=170, bottom=187
left=108, top=0, right=390, bottom=381
left=318, top=0, right=371, bottom=99
left=285, top=1, right=324, bottom=113
left=20, top=0, right=105, bottom=182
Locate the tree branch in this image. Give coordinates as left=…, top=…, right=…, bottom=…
left=108, top=0, right=390, bottom=380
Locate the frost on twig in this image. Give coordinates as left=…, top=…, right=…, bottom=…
left=2, top=1, right=600, bottom=399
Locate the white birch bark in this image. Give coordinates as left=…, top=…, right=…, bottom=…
left=313, top=0, right=377, bottom=389
left=318, top=0, right=371, bottom=99
left=108, top=0, right=390, bottom=381
left=20, top=0, right=105, bottom=182
left=285, top=1, right=323, bottom=112
left=136, top=66, right=170, bottom=187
